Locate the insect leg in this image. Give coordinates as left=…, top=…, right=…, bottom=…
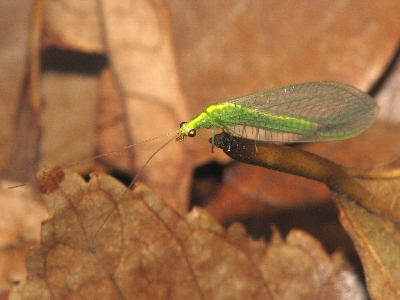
left=255, top=128, right=259, bottom=153
left=211, top=127, right=215, bottom=152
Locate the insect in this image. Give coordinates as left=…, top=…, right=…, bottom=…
left=10, top=81, right=380, bottom=248
left=177, top=81, right=379, bottom=146
left=10, top=81, right=379, bottom=188
left=88, top=80, right=378, bottom=244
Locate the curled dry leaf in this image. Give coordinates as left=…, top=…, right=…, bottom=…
left=9, top=166, right=365, bottom=299
left=336, top=177, right=400, bottom=299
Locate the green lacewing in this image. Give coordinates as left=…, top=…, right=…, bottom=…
left=10, top=81, right=379, bottom=188
left=92, top=80, right=377, bottom=241
left=9, top=81, right=379, bottom=246
left=177, top=81, right=379, bottom=145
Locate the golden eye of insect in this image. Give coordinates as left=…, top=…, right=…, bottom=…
left=188, top=129, right=196, bottom=137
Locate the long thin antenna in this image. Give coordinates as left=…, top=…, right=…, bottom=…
left=8, top=130, right=179, bottom=189
left=90, top=133, right=178, bottom=251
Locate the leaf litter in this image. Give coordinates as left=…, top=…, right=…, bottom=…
left=9, top=166, right=365, bottom=299
left=4, top=1, right=398, bottom=298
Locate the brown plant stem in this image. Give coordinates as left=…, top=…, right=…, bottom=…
left=212, top=132, right=400, bottom=223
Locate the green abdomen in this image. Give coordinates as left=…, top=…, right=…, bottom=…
left=206, top=103, right=314, bottom=134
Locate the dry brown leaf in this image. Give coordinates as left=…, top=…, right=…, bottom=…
left=336, top=177, right=400, bottom=298
left=9, top=166, right=365, bottom=299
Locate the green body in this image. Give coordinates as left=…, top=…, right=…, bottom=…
left=178, top=81, right=379, bottom=143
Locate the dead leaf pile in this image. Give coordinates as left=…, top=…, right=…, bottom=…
left=1, top=1, right=400, bottom=299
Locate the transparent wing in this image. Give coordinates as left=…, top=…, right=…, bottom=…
left=221, top=81, right=379, bottom=142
